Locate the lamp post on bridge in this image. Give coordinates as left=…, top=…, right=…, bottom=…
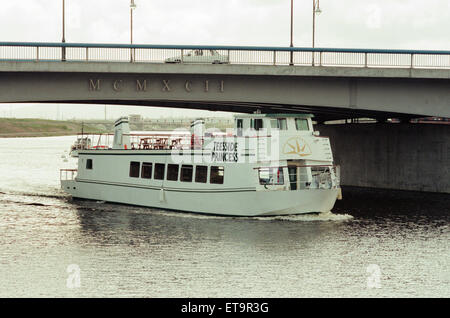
left=289, top=0, right=294, bottom=66
left=130, top=0, right=137, bottom=62
left=312, top=0, right=322, bottom=65
left=62, top=0, right=66, bottom=61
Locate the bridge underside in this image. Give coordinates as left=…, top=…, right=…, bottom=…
left=34, top=99, right=417, bottom=123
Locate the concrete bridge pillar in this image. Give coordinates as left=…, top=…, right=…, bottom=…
left=317, top=123, right=450, bottom=193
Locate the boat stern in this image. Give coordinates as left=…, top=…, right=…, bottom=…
left=60, top=169, right=78, bottom=196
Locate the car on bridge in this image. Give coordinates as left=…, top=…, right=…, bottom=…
left=165, top=49, right=229, bottom=64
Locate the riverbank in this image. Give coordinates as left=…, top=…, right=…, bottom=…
left=0, top=118, right=106, bottom=137
left=0, top=117, right=232, bottom=137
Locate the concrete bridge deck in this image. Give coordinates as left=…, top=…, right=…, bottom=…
left=0, top=60, right=449, bottom=122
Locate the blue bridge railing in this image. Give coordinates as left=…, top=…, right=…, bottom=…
left=0, top=42, right=449, bottom=69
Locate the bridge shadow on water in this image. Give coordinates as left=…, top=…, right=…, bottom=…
left=333, top=186, right=450, bottom=217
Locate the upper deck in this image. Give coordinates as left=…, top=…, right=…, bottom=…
left=70, top=114, right=333, bottom=163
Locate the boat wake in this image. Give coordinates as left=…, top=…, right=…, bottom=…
left=264, top=211, right=354, bottom=222
left=147, top=209, right=353, bottom=222
left=0, top=187, right=73, bottom=211
left=0, top=187, right=68, bottom=200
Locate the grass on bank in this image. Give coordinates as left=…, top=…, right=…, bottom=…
left=0, top=118, right=107, bottom=137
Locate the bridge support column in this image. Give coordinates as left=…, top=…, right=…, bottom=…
left=317, top=123, right=450, bottom=193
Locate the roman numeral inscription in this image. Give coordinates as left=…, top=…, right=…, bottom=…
left=162, top=80, right=171, bottom=92
left=113, top=80, right=123, bottom=92
left=88, top=79, right=224, bottom=93
left=185, top=81, right=192, bottom=92
left=89, top=79, right=101, bottom=91
left=136, top=79, right=147, bottom=92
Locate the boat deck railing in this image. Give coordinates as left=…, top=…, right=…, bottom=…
left=70, top=133, right=113, bottom=151
left=70, top=132, right=228, bottom=151
left=129, top=133, right=192, bottom=150
left=60, top=169, right=77, bottom=181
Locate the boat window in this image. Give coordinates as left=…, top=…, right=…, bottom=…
left=154, top=163, right=165, bottom=180
left=259, top=167, right=284, bottom=185
left=278, top=118, right=288, bottom=130
left=270, top=119, right=278, bottom=129
left=236, top=119, right=243, bottom=137
left=288, top=166, right=297, bottom=190
left=86, top=159, right=93, bottom=170
left=129, top=161, right=140, bottom=178
left=167, top=164, right=179, bottom=181
left=210, top=166, right=224, bottom=184
left=141, top=162, right=152, bottom=179
left=251, top=118, right=263, bottom=131
left=295, top=118, right=309, bottom=131
left=236, top=119, right=243, bottom=129
left=195, top=165, right=208, bottom=183
left=180, top=165, right=193, bottom=182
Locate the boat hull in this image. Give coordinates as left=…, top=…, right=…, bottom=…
left=62, top=179, right=339, bottom=217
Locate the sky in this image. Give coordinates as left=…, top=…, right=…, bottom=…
left=1, top=0, right=449, bottom=120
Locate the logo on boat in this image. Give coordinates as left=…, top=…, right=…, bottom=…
left=211, top=141, right=239, bottom=162
left=282, top=137, right=312, bottom=157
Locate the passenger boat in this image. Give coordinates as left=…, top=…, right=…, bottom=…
left=60, top=114, right=341, bottom=216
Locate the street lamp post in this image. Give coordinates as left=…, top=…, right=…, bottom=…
left=130, top=0, right=137, bottom=62
left=289, top=0, right=294, bottom=65
left=312, top=0, right=322, bottom=65
left=62, top=0, right=66, bottom=61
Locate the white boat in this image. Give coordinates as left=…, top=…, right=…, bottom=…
left=60, top=114, right=341, bottom=216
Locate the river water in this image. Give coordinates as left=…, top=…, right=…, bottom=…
left=0, top=136, right=448, bottom=298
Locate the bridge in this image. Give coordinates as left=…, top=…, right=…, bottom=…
left=0, top=42, right=449, bottom=122
left=0, top=42, right=449, bottom=193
